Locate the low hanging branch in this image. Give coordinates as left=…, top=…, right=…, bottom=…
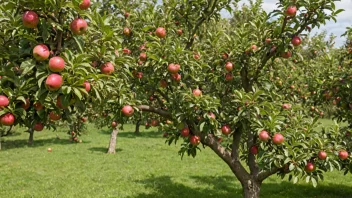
left=136, top=105, right=172, bottom=119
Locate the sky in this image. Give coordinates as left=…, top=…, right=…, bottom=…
left=221, top=0, right=352, bottom=47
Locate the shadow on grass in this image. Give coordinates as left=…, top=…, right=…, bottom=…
left=1, top=132, right=22, bottom=137
left=88, top=147, right=123, bottom=153
left=98, top=129, right=163, bottom=139
left=1, top=137, right=91, bottom=150
left=132, top=175, right=352, bottom=198
left=132, top=175, right=239, bottom=198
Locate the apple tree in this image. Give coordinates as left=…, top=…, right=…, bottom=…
left=96, top=0, right=351, bottom=197
left=0, top=0, right=132, bottom=145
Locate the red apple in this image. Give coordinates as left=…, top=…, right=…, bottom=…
left=190, top=135, right=200, bottom=146
left=124, top=12, right=130, bottom=18
left=171, top=73, right=181, bottom=82
left=222, top=53, right=228, bottom=60
left=217, top=137, right=223, bottom=143
left=291, top=36, right=301, bottom=46
left=251, top=45, right=257, bottom=51
left=225, top=73, right=233, bottom=81
left=139, top=53, right=147, bottom=61
left=339, top=150, right=349, bottom=160
left=305, top=162, right=315, bottom=173
left=167, top=63, right=180, bottom=74
left=282, top=103, right=292, bottom=109
left=101, top=62, right=115, bottom=75
left=272, top=133, right=284, bottom=145
left=34, top=122, right=44, bottom=131
left=151, top=119, right=159, bottom=127
left=33, top=44, right=50, bottom=61
left=70, top=18, right=88, bottom=35
left=122, top=105, right=134, bottom=117
left=22, top=11, right=39, bottom=28
left=56, top=95, right=68, bottom=109
left=265, top=38, right=271, bottom=44
left=177, top=29, right=183, bottom=36
left=281, top=51, right=291, bottom=58
left=155, top=27, right=166, bottom=38
left=285, top=5, right=297, bottom=17
left=318, top=151, right=327, bottom=160
left=160, top=79, right=167, bottom=88
left=123, top=27, right=131, bottom=36
left=259, top=130, right=270, bottom=142
left=33, top=102, right=44, bottom=111
left=136, top=72, right=143, bottom=79
left=0, top=95, right=9, bottom=108
left=49, top=111, right=61, bottom=121
left=181, top=127, right=190, bottom=137
left=46, top=74, right=63, bottom=91
left=123, top=48, right=131, bottom=54
left=225, top=62, right=234, bottom=71
left=79, top=0, right=90, bottom=10
left=48, top=56, right=65, bottom=72
left=81, top=117, right=87, bottom=122
left=208, top=112, right=216, bottom=119
left=194, top=54, right=200, bottom=60
left=0, top=113, right=15, bottom=126
left=193, top=89, right=202, bottom=96
left=83, top=81, right=91, bottom=92
left=250, top=145, right=258, bottom=155
left=221, top=125, right=231, bottom=135
left=21, top=98, right=30, bottom=110
left=111, top=121, right=117, bottom=128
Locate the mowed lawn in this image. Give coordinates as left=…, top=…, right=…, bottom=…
left=0, top=120, right=352, bottom=198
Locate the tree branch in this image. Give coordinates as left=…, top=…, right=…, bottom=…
left=244, top=121, right=260, bottom=175
left=136, top=105, right=172, bottom=119
left=185, top=0, right=219, bottom=49
left=230, top=125, right=251, bottom=182
left=257, top=167, right=279, bottom=181
left=55, top=9, right=64, bottom=55
left=188, top=121, right=247, bottom=179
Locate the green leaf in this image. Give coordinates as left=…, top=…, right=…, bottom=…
left=73, top=87, right=83, bottom=100
left=311, top=177, right=317, bottom=187
left=199, top=122, right=205, bottom=132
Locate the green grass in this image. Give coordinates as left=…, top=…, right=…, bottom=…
left=0, top=120, right=351, bottom=198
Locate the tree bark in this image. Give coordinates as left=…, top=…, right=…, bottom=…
left=107, top=128, right=119, bottom=154
left=0, top=136, right=2, bottom=150
left=28, top=129, right=34, bottom=145
left=135, top=119, right=141, bottom=134
left=242, top=179, right=261, bottom=198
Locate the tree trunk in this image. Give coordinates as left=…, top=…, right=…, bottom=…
left=107, top=128, right=119, bottom=154
left=28, top=129, right=34, bottom=145
left=0, top=136, right=2, bottom=150
left=242, top=179, right=261, bottom=198
left=135, top=119, right=141, bottom=134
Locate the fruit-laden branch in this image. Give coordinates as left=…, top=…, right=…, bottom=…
left=136, top=105, right=172, bottom=119
left=253, top=10, right=313, bottom=83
